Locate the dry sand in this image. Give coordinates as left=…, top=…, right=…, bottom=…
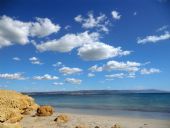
left=20, top=112, right=170, bottom=128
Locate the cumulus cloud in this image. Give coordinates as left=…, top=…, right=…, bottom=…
left=65, top=78, right=82, bottom=84
left=89, top=60, right=141, bottom=73
left=34, top=31, right=99, bottom=52
left=137, top=31, right=170, bottom=44
left=64, top=25, right=71, bottom=30
left=105, top=73, right=126, bottom=79
left=59, top=67, right=83, bottom=75
left=105, top=72, right=136, bottom=79
left=13, top=57, right=20, bottom=61
left=111, top=10, right=121, bottom=20
left=74, top=12, right=110, bottom=32
left=78, top=42, right=131, bottom=61
left=88, top=73, right=95, bottom=77
left=89, top=65, right=103, bottom=72
left=141, top=68, right=160, bottom=75
left=34, top=30, right=130, bottom=61
left=33, top=74, right=58, bottom=80
left=29, top=57, right=42, bottom=65
left=0, top=15, right=30, bottom=48
left=30, top=17, right=60, bottom=37
left=52, top=61, right=62, bottom=67
left=53, top=82, right=64, bottom=85
left=103, top=60, right=141, bottom=72
left=156, top=25, right=168, bottom=32
left=0, top=15, right=60, bottom=48
left=0, top=73, right=26, bottom=80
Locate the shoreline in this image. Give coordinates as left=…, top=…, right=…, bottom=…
left=20, top=111, right=170, bottom=128
left=54, top=107, right=170, bottom=120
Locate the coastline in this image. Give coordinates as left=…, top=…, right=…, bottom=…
left=54, top=107, right=170, bottom=120
left=20, top=111, right=170, bottom=128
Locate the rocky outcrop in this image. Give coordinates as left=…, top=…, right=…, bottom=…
left=36, top=105, right=54, bottom=116
left=54, top=114, right=69, bottom=123
left=0, top=90, right=38, bottom=123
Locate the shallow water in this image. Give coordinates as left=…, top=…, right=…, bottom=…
left=31, top=93, right=170, bottom=120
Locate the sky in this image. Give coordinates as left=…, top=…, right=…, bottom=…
left=0, top=0, right=170, bottom=92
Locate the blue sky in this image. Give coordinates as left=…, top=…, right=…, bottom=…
left=0, top=0, right=170, bottom=92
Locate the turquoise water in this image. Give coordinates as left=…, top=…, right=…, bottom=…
left=31, top=93, right=170, bottom=120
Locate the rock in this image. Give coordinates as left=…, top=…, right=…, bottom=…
left=6, top=112, right=23, bottom=124
left=54, top=114, right=69, bottom=123
left=36, top=105, right=54, bottom=116
left=0, top=123, right=22, bottom=128
left=0, top=90, right=38, bottom=123
left=94, top=126, right=100, bottom=128
left=111, top=123, right=122, bottom=128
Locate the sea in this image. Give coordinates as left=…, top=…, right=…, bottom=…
left=30, top=93, right=170, bottom=120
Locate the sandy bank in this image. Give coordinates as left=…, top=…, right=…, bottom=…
left=20, top=112, right=170, bottom=128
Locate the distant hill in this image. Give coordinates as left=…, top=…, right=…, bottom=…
left=23, top=89, right=169, bottom=95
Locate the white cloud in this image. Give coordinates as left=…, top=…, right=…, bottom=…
left=74, top=12, right=110, bottom=32
left=52, top=61, right=62, bottom=67
left=74, top=15, right=83, bottom=22
left=34, top=31, right=99, bottom=52
left=105, top=72, right=136, bottom=79
left=89, top=60, right=141, bottom=73
left=53, top=82, right=64, bottom=86
left=0, top=15, right=30, bottom=48
left=111, top=10, right=121, bottom=20
left=0, top=15, right=60, bottom=48
left=156, top=25, right=168, bottom=32
left=13, top=57, right=20, bottom=61
left=65, top=78, right=82, bottom=84
left=29, top=57, right=42, bottom=65
left=59, top=67, right=83, bottom=75
left=30, top=17, right=60, bottom=37
left=89, top=65, right=103, bottom=72
left=33, top=74, right=59, bottom=80
left=103, top=60, right=141, bottom=72
left=0, top=73, right=26, bottom=80
left=141, top=68, right=160, bottom=75
left=105, top=73, right=126, bottom=79
left=127, top=72, right=136, bottom=78
left=78, top=42, right=131, bottom=61
left=34, top=30, right=130, bottom=61
left=64, top=25, right=71, bottom=30
left=88, top=73, right=95, bottom=77
left=137, top=31, right=170, bottom=44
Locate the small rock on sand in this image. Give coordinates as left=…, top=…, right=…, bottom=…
left=36, top=105, right=54, bottom=116
left=111, top=123, right=122, bottom=128
left=54, top=114, right=69, bottom=123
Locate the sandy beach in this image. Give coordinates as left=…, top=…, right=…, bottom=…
left=20, top=112, right=170, bottom=128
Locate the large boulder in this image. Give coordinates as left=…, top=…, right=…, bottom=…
left=36, top=105, right=54, bottom=116
left=54, top=114, right=69, bottom=123
left=0, top=90, right=38, bottom=123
